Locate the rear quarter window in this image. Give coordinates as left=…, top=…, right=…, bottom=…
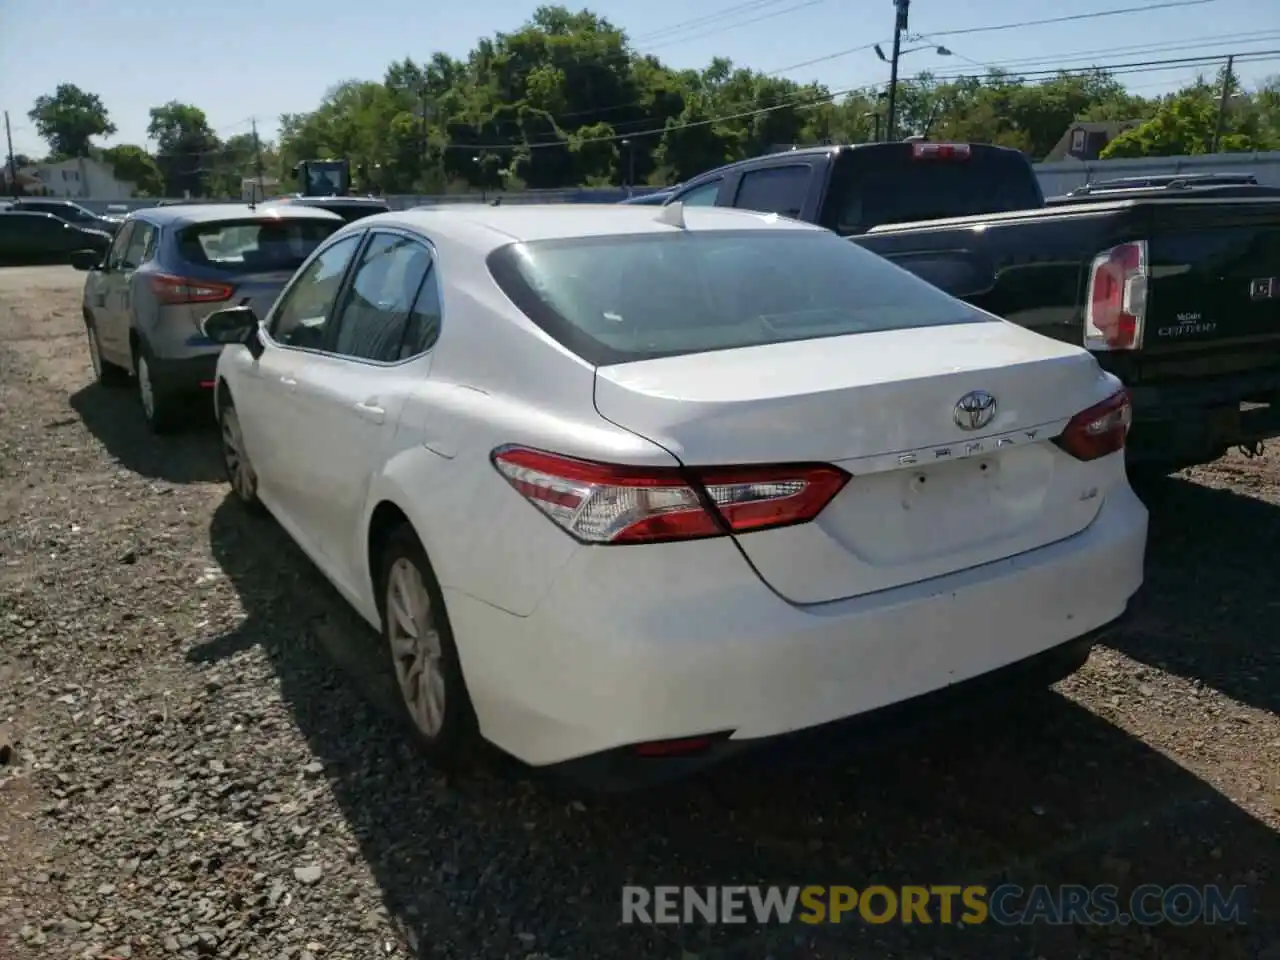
left=488, top=228, right=989, bottom=365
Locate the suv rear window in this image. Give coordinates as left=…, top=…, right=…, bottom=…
left=822, top=144, right=1044, bottom=234
left=176, top=218, right=341, bottom=273
left=488, top=228, right=987, bottom=365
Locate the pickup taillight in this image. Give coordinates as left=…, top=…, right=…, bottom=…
left=1085, top=240, right=1147, bottom=351
left=911, top=142, right=971, bottom=161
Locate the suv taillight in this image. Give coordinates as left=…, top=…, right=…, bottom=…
left=911, top=142, right=971, bottom=160
left=1085, top=240, right=1147, bottom=351
left=1054, top=389, right=1132, bottom=461
left=491, top=446, right=850, bottom=544
left=149, top=274, right=234, bottom=306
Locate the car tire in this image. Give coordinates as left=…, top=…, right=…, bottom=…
left=85, top=319, right=129, bottom=388
left=377, top=524, right=479, bottom=770
left=133, top=341, right=181, bottom=434
left=218, top=400, right=264, bottom=513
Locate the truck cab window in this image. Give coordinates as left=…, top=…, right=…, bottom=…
left=732, top=166, right=811, bottom=219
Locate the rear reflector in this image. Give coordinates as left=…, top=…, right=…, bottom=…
left=199, top=380, right=216, bottom=388
left=911, top=142, right=971, bottom=160
left=490, top=446, right=850, bottom=544
left=150, top=274, right=235, bottom=306
left=1085, top=240, right=1147, bottom=351
left=1054, top=389, right=1132, bottom=461
left=633, top=735, right=724, bottom=758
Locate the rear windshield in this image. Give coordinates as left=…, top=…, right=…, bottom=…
left=488, top=229, right=988, bottom=365
left=177, top=218, right=340, bottom=273
left=823, top=146, right=1043, bottom=234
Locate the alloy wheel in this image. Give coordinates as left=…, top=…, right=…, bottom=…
left=386, top=557, right=447, bottom=738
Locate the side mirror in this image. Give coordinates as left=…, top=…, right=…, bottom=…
left=202, top=305, right=260, bottom=346
left=70, top=249, right=101, bottom=272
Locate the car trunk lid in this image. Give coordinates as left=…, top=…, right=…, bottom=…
left=594, top=320, right=1121, bottom=605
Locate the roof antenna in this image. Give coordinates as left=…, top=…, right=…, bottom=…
left=654, top=200, right=686, bottom=229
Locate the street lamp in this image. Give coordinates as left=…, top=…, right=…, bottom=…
left=874, top=43, right=951, bottom=61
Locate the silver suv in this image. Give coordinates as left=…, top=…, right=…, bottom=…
left=75, top=203, right=344, bottom=432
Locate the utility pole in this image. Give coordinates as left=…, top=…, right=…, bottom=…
left=1211, top=54, right=1234, bottom=154
left=4, top=111, right=17, bottom=198
left=884, top=0, right=909, bottom=142
left=251, top=117, right=265, bottom=201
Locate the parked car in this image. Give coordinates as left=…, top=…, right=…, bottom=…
left=666, top=141, right=1280, bottom=473
left=10, top=198, right=123, bottom=235
left=201, top=203, right=1147, bottom=789
left=72, top=203, right=344, bottom=432
left=0, top=210, right=112, bottom=265
left=259, top=195, right=391, bottom=223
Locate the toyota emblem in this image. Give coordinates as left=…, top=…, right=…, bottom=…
left=953, top=390, right=997, bottom=431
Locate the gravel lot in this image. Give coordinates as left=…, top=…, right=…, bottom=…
left=1, top=265, right=1277, bottom=960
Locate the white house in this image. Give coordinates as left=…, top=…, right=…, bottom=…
left=7, top=157, right=136, bottom=200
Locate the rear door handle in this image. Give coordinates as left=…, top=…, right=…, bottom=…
left=355, top=400, right=386, bottom=424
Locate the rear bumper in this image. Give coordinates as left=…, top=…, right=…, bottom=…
left=147, top=351, right=220, bottom=393
left=1127, top=365, right=1280, bottom=466
left=445, top=482, right=1148, bottom=779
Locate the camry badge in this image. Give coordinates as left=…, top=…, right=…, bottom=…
left=953, top=390, right=997, bottom=431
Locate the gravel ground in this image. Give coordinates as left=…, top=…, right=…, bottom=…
left=0, top=265, right=1277, bottom=960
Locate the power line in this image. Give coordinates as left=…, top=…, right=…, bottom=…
left=644, top=0, right=828, bottom=51
left=923, top=0, right=1217, bottom=39
left=762, top=0, right=1220, bottom=78
left=630, top=0, right=803, bottom=44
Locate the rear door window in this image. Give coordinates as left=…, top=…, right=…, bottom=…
left=674, top=180, right=723, bottom=206
left=330, top=232, right=433, bottom=362
left=177, top=218, right=341, bottom=273
left=121, top=222, right=155, bottom=269
left=731, top=165, right=812, bottom=219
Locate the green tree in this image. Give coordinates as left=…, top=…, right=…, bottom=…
left=99, top=145, right=164, bottom=196
left=28, top=84, right=117, bottom=158
left=147, top=101, right=220, bottom=196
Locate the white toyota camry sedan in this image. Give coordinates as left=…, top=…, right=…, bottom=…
left=203, top=202, right=1148, bottom=788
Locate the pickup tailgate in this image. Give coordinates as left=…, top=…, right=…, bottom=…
left=1144, top=200, right=1280, bottom=353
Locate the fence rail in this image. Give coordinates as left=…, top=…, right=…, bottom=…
left=50, top=151, right=1280, bottom=215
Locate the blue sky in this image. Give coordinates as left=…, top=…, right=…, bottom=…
left=2, top=0, right=1278, bottom=158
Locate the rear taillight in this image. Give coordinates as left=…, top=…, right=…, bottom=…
left=911, top=142, right=971, bottom=160
left=1054, top=389, right=1132, bottom=461
left=1085, top=240, right=1147, bottom=351
left=149, top=273, right=234, bottom=305
left=490, top=446, right=850, bottom=545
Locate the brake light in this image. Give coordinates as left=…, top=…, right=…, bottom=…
left=149, top=274, right=234, bottom=305
left=911, top=142, right=971, bottom=160
left=1054, top=389, right=1132, bottom=461
left=1085, top=241, right=1147, bottom=351
left=490, top=446, right=850, bottom=544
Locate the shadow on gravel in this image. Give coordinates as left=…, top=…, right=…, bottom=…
left=69, top=382, right=223, bottom=484
left=1126, top=474, right=1280, bottom=715
left=196, top=495, right=1279, bottom=960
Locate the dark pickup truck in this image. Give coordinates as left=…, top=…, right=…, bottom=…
left=664, top=142, right=1280, bottom=472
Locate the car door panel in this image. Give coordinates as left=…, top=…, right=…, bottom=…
left=288, top=230, right=437, bottom=579
left=94, top=223, right=135, bottom=361
left=241, top=232, right=367, bottom=534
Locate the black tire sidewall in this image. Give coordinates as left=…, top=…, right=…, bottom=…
left=377, top=525, right=478, bottom=768
left=133, top=340, right=177, bottom=432
left=218, top=403, right=263, bottom=510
